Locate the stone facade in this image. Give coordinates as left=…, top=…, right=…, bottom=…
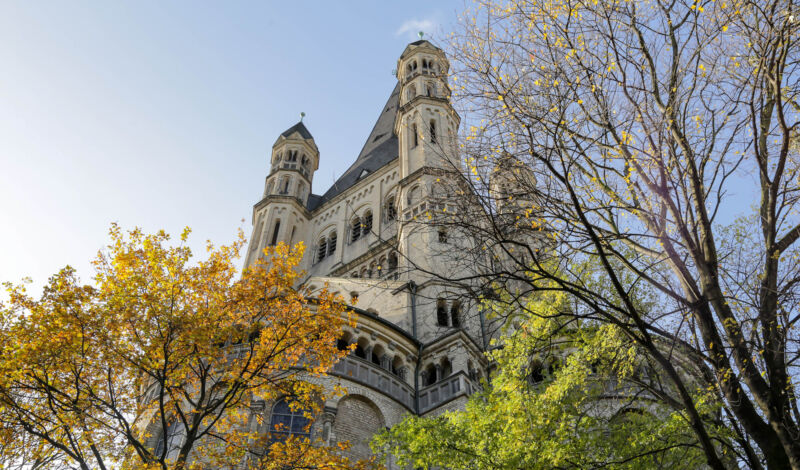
left=243, top=40, right=489, bottom=464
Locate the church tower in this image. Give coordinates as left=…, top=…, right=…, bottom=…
left=393, top=39, right=460, bottom=276
left=393, top=39, right=465, bottom=342
left=244, top=121, right=319, bottom=269
left=489, top=153, right=552, bottom=263
left=231, top=41, right=493, bottom=468
left=394, top=39, right=459, bottom=178
left=489, top=152, right=538, bottom=218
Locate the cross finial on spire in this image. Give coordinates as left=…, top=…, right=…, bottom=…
left=300, top=111, right=306, bottom=122
left=418, top=31, right=424, bottom=39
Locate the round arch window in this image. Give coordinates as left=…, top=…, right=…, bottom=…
left=269, top=398, right=311, bottom=442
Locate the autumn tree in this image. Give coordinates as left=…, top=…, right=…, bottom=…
left=376, top=288, right=732, bottom=469
left=394, top=0, right=800, bottom=468
left=0, top=225, right=371, bottom=470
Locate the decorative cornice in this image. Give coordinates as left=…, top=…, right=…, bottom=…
left=253, top=195, right=312, bottom=219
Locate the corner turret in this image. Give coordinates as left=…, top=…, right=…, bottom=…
left=265, top=121, right=319, bottom=205
left=244, top=120, right=317, bottom=269
left=393, top=38, right=462, bottom=297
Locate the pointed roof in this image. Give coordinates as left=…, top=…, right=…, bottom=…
left=279, top=121, right=314, bottom=141
left=306, top=83, right=401, bottom=211
left=399, top=39, right=443, bottom=59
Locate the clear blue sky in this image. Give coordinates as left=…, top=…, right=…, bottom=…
left=0, top=1, right=464, bottom=292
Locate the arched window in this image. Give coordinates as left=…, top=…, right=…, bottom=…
left=450, top=301, right=461, bottom=328
left=426, top=82, right=434, bottom=97
left=423, top=363, right=437, bottom=386
left=467, top=360, right=477, bottom=381
left=268, top=398, right=311, bottom=443
left=316, top=237, right=327, bottom=263
left=422, top=58, right=428, bottom=69
left=388, top=253, right=398, bottom=272
left=297, top=182, right=306, bottom=200
left=350, top=216, right=361, bottom=243
left=265, top=179, right=274, bottom=196
left=430, top=120, right=437, bottom=144
left=392, top=355, right=403, bottom=376
left=385, top=195, right=396, bottom=222
left=287, top=150, right=298, bottom=162
left=362, top=210, right=373, bottom=235
left=360, top=267, right=368, bottom=278
left=407, top=186, right=419, bottom=206
left=280, top=176, right=291, bottom=195
left=371, top=344, right=385, bottom=367
left=436, top=299, right=448, bottom=327
left=327, top=231, right=337, bottom=256
left=269, top=220, right=281, bottom=246
left=407, top=84, right=416, bottom=101
left=354, top=337, right=369, bottom=359
left=411, top=123, right=418, bottom=148
left=301, top=154, right=309, bottom=167
left=529, top=359, right=545, bottom=385
left=336, top=336, right=351, bottom=351
left=441, top=358, right=453, bottom=378
left=368, top=262, right=376, bottom=278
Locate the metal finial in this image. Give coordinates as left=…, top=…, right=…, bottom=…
left=418, top=31, right=424, bottom=39
left=300, top=111, right=305, bottom=122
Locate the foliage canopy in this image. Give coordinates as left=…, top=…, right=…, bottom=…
left=0, top=225, right=370, bottom=470
left=398, top=0, right=800, bottom=468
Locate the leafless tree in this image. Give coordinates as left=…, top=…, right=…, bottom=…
left=408, top=0, right=800, bottom=468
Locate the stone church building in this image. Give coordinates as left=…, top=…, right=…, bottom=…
left=242, top=39, right=491, bottom=462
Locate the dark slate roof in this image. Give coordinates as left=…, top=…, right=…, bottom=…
left=400, top=39, right=440, bottom=59
left=306, top=194, right=323, bottom=210
left=278, top=121, right=313, bottom=141
left=306, top=83, right=400, bottom=212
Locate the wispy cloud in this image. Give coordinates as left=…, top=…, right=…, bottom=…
left=395, top=18, right=438, bottom=40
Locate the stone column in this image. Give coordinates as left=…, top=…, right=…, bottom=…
left=319, top=406, right=338, bottom=445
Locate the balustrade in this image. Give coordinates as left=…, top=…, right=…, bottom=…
left=418, top=371, right=476, bottom=413
left=331, top=355, right=414, bottom=409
